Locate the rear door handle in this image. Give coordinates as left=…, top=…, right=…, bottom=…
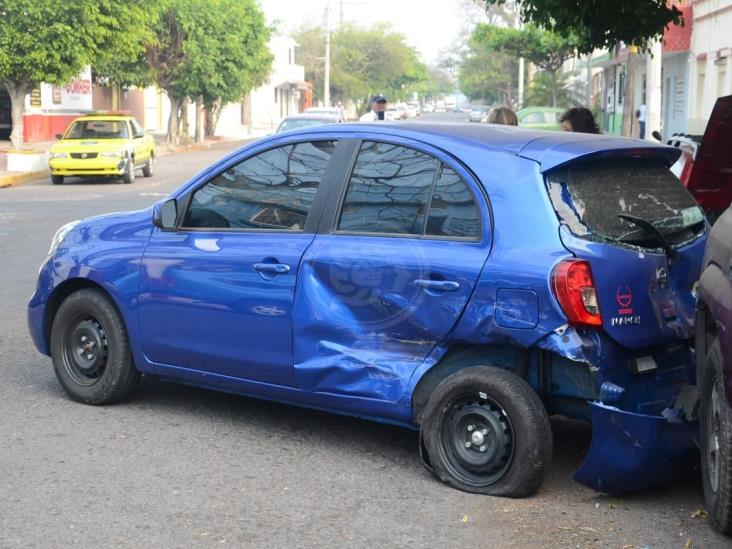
left=253, top=263, right=290, bottom=274
left=414, top=279, right=460, bottom=292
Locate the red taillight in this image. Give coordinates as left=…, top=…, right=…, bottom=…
left=551, top=259, right=602, bottom=328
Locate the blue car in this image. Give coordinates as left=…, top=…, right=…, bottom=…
left=29, top=124, right=707, bottom=497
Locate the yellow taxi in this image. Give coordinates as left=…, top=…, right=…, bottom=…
left=48, top=112, right=155, bottom=185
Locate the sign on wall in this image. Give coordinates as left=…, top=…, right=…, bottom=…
left=25, top=67, right=93, bottom=112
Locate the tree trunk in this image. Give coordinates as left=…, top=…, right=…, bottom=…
left=195, top=99, right=204, bottom=143
left=549, top=70, right=558, bottom=108
left=181, top=97, right=190, bottom=144
left=167, top=95, right=182, bottom=146
left=6, top=81, right=31, bottom=150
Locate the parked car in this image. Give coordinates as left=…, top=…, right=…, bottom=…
left=422, top=103, right=435, bottom=114
left=48, top=112, right=155, bottom=185
left=468, top=106, right=489, bottom=123
left=30, top=124, right=705, bottom=498
left=405, top=104, right=420, bottom=118
left=304, top=107, right=347, bottom=123
left=276, top=113, right=341, bottom=133
left=516, top=106, right=565, bottom=131
left=383, top=107, right=401, bottom=121
left=697, top=205, right=732, bottom=536
left=666, top=95, right=732, bottom=221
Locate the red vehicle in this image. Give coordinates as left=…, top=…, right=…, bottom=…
left=694, top=95, right=732, bottom=535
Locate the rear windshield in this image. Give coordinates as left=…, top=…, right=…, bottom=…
left=546, top=162, right=705, bottom=247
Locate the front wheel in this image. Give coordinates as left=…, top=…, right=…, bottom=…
left=420, top=366, right=552, bottom=498
left=700, top=340, right=732, bottom=535
left=50, top=289, right=140, bottom=404
left=122, top=157, right=135, bottom=184
left=51, top=175, right=64, bottom=185
left=142, top=154, right=154, bottom=177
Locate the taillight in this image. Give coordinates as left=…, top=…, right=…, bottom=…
left=551, top=259, right=602, bottom=328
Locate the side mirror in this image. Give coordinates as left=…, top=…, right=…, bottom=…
left=55, top=134, right=63, bottom=140
left=134, top=132, right=145, bottom=139
left=152, top=198, right=178, bottom=230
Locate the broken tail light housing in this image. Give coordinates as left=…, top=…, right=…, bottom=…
left=551, top=259, right=602, bottom=328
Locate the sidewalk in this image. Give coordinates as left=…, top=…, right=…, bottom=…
left=0, top=133, right=265, bottom=189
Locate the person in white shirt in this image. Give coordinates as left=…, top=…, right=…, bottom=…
left=359, top=95, right=388, bottom=121
left=636, top=103, right=647, bottom=139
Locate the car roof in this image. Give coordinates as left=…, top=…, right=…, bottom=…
left=75, top=115, right=133, bottom=121
left=517, top=106, right=565, bottom=115
left=296, top=122, right=681, bottom=172
left=281, top=113, right=340, bottom=121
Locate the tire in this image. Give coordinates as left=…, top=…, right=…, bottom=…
left=122, top=157, right=135, bottom=184
left=51, top=175, right=64, bottom=185
left=700, top=339, right=732, bottom=535
left=420, top=366, right=552, bottom=498
left=50, top=288, right=140, bottom=405
left=142, top=154, right=154, bottom=177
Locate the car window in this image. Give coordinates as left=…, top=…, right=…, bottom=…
left=545, top=112, right=560, bottom=123
left=546, top=161, right=705, bottom=247
left=183, top=141, right=337, bottom=231
left=65, top=120, right=130, bottom=139
left=338, top=141, right=439, bottom=235
left=426, top=165, right=481, bottom=239
left=520, top=112, right=545, bottom=124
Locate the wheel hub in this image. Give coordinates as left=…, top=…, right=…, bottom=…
left=64, top=317, right=108, bottom=385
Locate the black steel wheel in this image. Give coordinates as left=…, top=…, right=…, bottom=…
left=50, top=288, right=139, bottom=404
left=142, top=154, right=154, bottom=177
left=700, top=339, right=732, bottom=535
left=421, top=366, right=552, bottom=497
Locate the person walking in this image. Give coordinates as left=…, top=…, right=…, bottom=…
left=636, top=102, right=647, bottom=139
left=359, top=95, right=388, bottom=121
left=560, top=107, right=600, bottom=134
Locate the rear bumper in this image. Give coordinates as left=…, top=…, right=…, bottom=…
left=573, top=402, right=698, bottom=494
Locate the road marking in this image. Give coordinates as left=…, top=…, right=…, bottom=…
left=138, top=192, right=168, bottom=197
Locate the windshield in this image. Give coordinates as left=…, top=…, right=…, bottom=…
left=547, top=162, right=705, bottom=247
left=278, top=119, right=331, bottom=132
left=65, top=120, right=130, bottom=139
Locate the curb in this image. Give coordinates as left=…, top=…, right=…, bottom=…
left=0, top=170, right=49, bottom=189
left=0, top=137, right=258, bottom=189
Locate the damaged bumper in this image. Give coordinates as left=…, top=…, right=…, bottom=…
left=573, top=401, right=698, bottom=494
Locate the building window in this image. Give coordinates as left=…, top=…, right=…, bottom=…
left=696, top=63, right=706, bottom=117
left=717, top=57, right=727, bottom=98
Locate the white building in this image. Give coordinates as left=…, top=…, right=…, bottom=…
left=687, top=0, right=732, bottom=133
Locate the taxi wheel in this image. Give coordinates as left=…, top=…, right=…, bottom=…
left=122, top=157, right=135, bottom=184
left=50, top=288, right=139, bottom=405
left=700, top=339, right=732, bottom=535
left=420, top=366, right=552, bottom=498
left=142, top=154, right=154, bottom=177
left=51, top=175, right=64, bottom=185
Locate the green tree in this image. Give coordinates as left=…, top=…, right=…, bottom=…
left=458, top=33, right=518, bottom=106
left=95, top=0, right=272, bottom=145
left=295, top=24, right=428, bottom=113
left=523, top=71, right=582, bottom=109
left=482, top=0, right=683, bottom=53
left=472, top=24, right=579, bottom=107
left=0, top=0, right=152, bottom=148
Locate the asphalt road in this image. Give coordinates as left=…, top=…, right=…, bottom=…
left=0, top=115, right=728, bottom=548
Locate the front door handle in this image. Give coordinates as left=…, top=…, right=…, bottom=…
left=414, top=279, right=460, bottom=292
left=253, top=263, right=290, bottom=275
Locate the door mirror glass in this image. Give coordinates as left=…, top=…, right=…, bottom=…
left=55, top=133, right=63, bottom=140
left=153, top=198, right=178, bottom=230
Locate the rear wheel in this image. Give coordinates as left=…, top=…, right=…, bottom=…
left=51, top=175, right=64, bottom=185
left=50, top=289, right=139, bottom=405
left=122, top=157, right=135, bottom=184
left=142, top=154, right=154, bottom=177
left=700, top=340, right=732, bottom=534
left=420, top=366, right=552, bottom=497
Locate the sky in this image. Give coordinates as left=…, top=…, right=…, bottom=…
left=259, top=0, right=485, bottom=65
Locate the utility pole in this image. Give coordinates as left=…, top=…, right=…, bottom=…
left=646, top=38, right=663, bottom=141
left=324, top=1, right=331, bottom=108
left=514, top=4, right=524, bottom=109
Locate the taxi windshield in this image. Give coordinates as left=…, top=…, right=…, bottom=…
left=65, top=119, right=130, bottom=139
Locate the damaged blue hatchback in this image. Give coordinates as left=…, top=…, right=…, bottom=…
left=29, top=124, right=707, bottom=497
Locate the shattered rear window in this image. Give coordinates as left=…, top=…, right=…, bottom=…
left=546, top=162, right=705, bottom=247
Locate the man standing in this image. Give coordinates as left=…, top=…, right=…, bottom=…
left=359, top=95, right=388, bottom=121
left=636, top=102, right=647, bottom=139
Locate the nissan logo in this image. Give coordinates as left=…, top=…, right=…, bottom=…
left=81, top=153, right=87, bottom=159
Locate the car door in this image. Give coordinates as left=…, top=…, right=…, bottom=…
left=138, top=139, right=341, bottom=386
left=129, top=119, right=149, bottom=164
left=292, top=138, right=491, bottom=401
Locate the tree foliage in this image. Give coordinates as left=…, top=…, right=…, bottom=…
left=482, top=0, right=684, bottom=53
left=458, top=33, right=517, bottom=106
left=524, top=71, right=582, bottom=109
left=471, top=23, right=578, bottom=106
left=294, top=24, right=428, bottom=112
left=0, top=0, right=152, bottom=148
